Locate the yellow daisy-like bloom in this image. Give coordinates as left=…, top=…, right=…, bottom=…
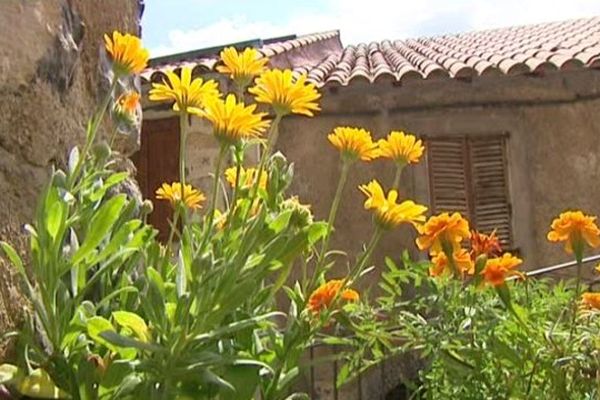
left=430, top=249, right=473, bottom=277
left=308, top=279, right=359, bottom=315
left=155, top=182, right=205, bottom=210
left=359, top=180, right=427, bottom=230
left=416, top=212, right=471, bottom=254
left=582, top=292, right=600, bottom=310
left=224, top=166, right=268, bottom=190
left=328, top=127, right=379, bottom=162
left=547, top=210, right=600, bottom=254
left=481, top=253, right=523, bottom=287
left=104, top=31, right=149, bottom=75
left=148, top=67, right=220, bottom=114
left=201, top=94, right=270, bottom=143
left=216, top=47, right=268, bottom=87
left=249, top=69, right=321, bottom=117
left=378, top=131, right=424, bottom=165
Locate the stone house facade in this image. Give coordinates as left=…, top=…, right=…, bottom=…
left=138, top=17, right=600, bottom=398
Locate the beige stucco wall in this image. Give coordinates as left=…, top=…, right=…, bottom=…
left=278, top=69, right=600, bottom=276
left=0, top=0, right=140, bottom=359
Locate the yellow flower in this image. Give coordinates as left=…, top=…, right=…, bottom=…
left=481, top=253, right=523, bottom=287
left=308, top=279, right=359, bottom=314
left=217, top=47, right=268, bottom=87
left=104, top=31, right=149, bottom=75
left=224, top=166, right=268, bottom=190
left=148, top=67, right=220, bottom=114
left=201, top=94, right=270, bottom=143
left=155, top=182, right=205, bottom=210
left=378, top=131, right=424, bottom=165
left=416, top=212, right=471, bottom=254
left=359, top=180, right=427, bottom=230
left=547, top=210, right=600, bottom=255
left=328, top=127, right=379, bottom=162
left=581, top=292, right=600, bottom=310
left=249, top=69, right=320, bottom=116
left=430, top=249, right=473, bottom=277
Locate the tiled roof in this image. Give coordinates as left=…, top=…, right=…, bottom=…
left=142, top=17, right=600, bottom=87
left=141, top=30, right=341, bottom=82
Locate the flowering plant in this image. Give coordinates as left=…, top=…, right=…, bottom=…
left=2, top=31, right=600, bottom=400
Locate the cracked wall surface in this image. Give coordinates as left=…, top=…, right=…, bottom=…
left=0, top=0, right=140, bottom=360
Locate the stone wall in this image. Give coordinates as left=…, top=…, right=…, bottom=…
left=0, top=0, right=140, bottom=360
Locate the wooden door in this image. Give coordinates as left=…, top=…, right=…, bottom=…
left=132, top=117, right=180, bottom=240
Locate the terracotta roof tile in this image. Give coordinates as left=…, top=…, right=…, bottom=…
left=143, top=17, right=600, bottom=87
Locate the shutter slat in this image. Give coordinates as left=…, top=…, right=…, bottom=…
left=428, top=135, right=513, bottom=249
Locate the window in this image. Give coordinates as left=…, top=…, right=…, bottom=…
left=425, top=134, right=513, bottom=248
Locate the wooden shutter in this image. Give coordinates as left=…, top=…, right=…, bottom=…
left=427, top=134, right=513, bottom=248
left=469, top=136, right=512, bottom=247
left=426, top=138, right=470, bottom=216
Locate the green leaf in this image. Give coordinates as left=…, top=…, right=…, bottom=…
left=0, top=241, right=27, bottom=281
left=268, top=210, right=293, bottom=234
left=99, top=331, right=162, bottom=353
left=68, top=147, right=80, bottom=174
left=308, top=222, right=328, bottom=245
left=112, top=311, right=150, bottom=342
left=191, top=312, right=282, bottom=343
left=87, top=316, right=117, bottom=352
left=0, top=364, right=21, bottom=384
left=16, top=368, right=68, bottom=399
left=72, top=194, right=127, bottom=264
left=46, top=201, right=64, bottom=240
left=89, top=172, right=129, bottom=202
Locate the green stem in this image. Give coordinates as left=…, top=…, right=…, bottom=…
left=318, top=160, right=351, bottom=263
left=569, top=250, right=584, bottom=339
left=69, top=80, right=117, bottom=188
left=242, top=114, right=281, bottom=223
left=391, top=163, right=405, bottom=190
left=204, top=144, right=227, bottom=240
left=230, top=146, right=243, bottom=215
left=349, top=227, right=383, bottom=284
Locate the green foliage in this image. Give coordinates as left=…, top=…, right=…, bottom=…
left=336, top=251, right=600, bottom=399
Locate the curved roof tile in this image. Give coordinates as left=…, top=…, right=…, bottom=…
left=143, top=17, right=600, bottom=87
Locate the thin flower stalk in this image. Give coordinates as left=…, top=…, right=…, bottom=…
left=204, top=144, right=228, bottom=246
left=69, top=80, right=117, bottom=189
left=318, top=160, right=351, bottom=264
left=242, top=114, right=282, bottom=223
left=391, top=163, right=405, bottom=190
left=349, top=227, right=384, bottom=284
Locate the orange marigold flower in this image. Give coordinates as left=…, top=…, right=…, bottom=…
left=249, top=69, right=321, bottom=117
left=581, top=292, right=600, bottom=310
left=155, top=182, right=205, bottom=210
left=216, top=47, right=268, bottom=87
left=377, top=131, right=424, bottom=165
left=547, top=210, right=600, bottom=255
left=104, top=31, right=149, bottom=75
left=430, top=249, right=474, bottom=277
left=308, top=280, right=359, bottom=314
left=359, top=180, right=427, bottom=230
left=113, top=91, right=140, bottom=125
left=416, top=212, right=471, bottom=254
left=328, top=126, right=379, bottom=162
left=481, top=253, right=523, bottom=287
left=470, top=230, right=502, bottom=259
